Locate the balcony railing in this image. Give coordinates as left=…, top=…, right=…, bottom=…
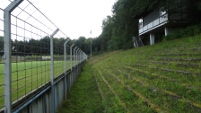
left=139, top=14, right=168, bottom=35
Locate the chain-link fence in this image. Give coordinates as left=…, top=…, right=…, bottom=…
left=0, top=0, right=87, bottom=113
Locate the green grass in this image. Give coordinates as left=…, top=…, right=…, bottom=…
left=58, top=34, right=201, bottom=113
left=0, top=60, right=77, bottom=109
left=57, top=63, right=103, bottom=113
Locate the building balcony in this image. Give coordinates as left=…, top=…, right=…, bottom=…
left=139, top=14, right=168, bottom=36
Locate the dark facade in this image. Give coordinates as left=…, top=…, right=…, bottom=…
left=138, top=0, right=196, bottom=45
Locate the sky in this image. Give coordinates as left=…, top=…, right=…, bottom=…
left=32, top=0, right=117, bottom=39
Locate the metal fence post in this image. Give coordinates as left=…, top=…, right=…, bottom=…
left=76, top=49, right=79, bottom=79
left=77, top=49, right=79, bottom=77
left=70, top=44, right=74, bottom=70
left=73, top=47, right=77, bottom=67
left=73, top=48, right=78, bottom=82
left=70, top=44, right=74, bottom=89
left=79, top=50, right=81, bottom=74
left=84, top=52, right=86, bottom=61
left=82, top=52, right=84, bottom=62
left=64, top=39, right=69, bottom=99
left=77, top=48, right=79, bottom=63
left=82, top=52, right=85, bottom=62
left=73, top=47, right=77, bottom=84
left=81, top=51, right=83, bottom=62
left=75, top=48, right=77, bottom=82
left=79, top=50, right=82, bottom=63
left=84, top=53, right=86, bottom=61
left=50, top=28, right=59, bottom=113
left=4, top=0, right=23, bottom=113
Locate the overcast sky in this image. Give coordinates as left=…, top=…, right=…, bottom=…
left=32, top=0, right=117, bottom=39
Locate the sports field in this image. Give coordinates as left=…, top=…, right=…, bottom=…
left=0, top=60, right=74, bottom=109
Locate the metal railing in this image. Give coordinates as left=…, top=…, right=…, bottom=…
left=0, top=0, right=87, bottom=113
left=139, top=14, right=168, bottom=35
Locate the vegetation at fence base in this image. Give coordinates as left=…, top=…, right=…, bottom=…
left=58, top=34, right=201, bottom=113
left=57, top=63, right=103, bottom=113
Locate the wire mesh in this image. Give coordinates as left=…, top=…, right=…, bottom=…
left=1, top=0, right=70, bottom=109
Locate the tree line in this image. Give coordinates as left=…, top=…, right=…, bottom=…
left=71, top=0, right=201, bottom=54
left=1, top=0, right=201, bottom=55
left=92, top=0, right=201, bottom=52
left=0, top=36, right=92, bottom=55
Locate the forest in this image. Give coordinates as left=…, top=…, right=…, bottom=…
left=0, top=36, right=91, bottom=55
left=94, top=0, right=201, bottom=51
left=1, top=0, right=201, bottom=55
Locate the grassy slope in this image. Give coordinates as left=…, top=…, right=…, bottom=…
left=58, top=34, right=201, bottom=113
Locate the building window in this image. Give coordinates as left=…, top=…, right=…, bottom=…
left=139, top=18, right=143, bottom=28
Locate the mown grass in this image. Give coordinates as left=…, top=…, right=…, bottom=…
left=0, top=60, right=75, bottom=109
left=58, top=34, right=201, bottom=113
left=57, top=63, right=103, bottom=113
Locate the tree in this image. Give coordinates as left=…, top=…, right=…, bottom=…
left=92, top=0, right=201, bottom=53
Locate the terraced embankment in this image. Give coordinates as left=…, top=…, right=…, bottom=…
left=58, top=35, right=201, bottom=113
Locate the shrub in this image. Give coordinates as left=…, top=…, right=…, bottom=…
left=163, top=23, right=201, bottom=41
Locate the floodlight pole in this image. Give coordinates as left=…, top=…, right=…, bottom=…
left=50, top=28, right=59, bottom=113
left=64, top=39, right=69, bottom=98
left=4, top=0, right=24, bottom=113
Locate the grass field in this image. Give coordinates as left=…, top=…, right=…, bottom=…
left=0, top=60, right=77, bottom=109
left=58, top=34, right=201, bottom=113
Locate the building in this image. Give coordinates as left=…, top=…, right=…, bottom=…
left=136, top=0, right=196, bottom=45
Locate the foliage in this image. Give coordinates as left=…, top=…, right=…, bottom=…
left=163, top=23, right=201, bottom=41
left=90, top=0, right=201, bottom=52
left=0, top=36, right=93, bottom=55
left=11, top=36, right=67, bottom=55
left=1, top=1, right=201, bottom=55
left=93, top=0, right=166, bottom=51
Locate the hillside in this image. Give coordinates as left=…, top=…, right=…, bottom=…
left=58, top=35, right=201, bottom=113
